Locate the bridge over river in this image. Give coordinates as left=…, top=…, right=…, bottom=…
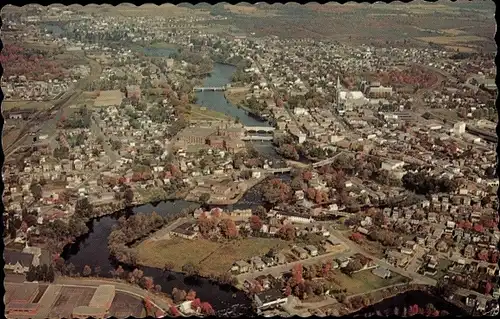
left=193, top=86, right=227, bottom=92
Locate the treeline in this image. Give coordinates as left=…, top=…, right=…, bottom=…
left=108, top=212, right=166, bottom=264
left=402, top=172, right=459, bottom=195
left=108, top=204, right=200, bottom=264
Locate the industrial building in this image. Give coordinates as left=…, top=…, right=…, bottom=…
left=72, top=285, right=115, bottom=319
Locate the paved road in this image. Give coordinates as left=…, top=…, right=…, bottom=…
left=235, top=248, right=352, bottom=282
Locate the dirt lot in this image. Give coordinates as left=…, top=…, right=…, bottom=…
left=109, top=292, right=146, bottom=318
left=328, top=270, right=408, bottom=295
left=48, top=286, right=96, bottom=318
left=136, top=237, right=289, bottom=276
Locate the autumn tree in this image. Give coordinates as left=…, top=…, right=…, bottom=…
left=218, top=218, right=238, bottom=238
left=186, top=289, right=197, bottom=301
left=350, top=232, right=363, bottom=244
left=164, top=262, right=175, bottom=272
left=199, top=193, right=211, bottom=204
left=172, top=288, right=187, bottom=303
left=343, top=259, right=363, bottom=275
left=200, top=302, right=215, bottom=315
left=140, top=276, right=154, bottom=291
left=277, top=225, right=296, bottom=241
left=249, top=215, right=263, bottom=232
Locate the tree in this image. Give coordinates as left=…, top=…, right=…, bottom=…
left=94, top=266, right=101, bottom=277
left=172, top=288, right=187, bottom=303
left=115, top=265, right=125, bottom=278
left=75, top=197, right=93, bottom=219
left=140, top=276, right=155, bottom=291
left=473, top=223, right=484, bottom=233
left=182, top=262, right=200, bottom=277
left=277, top=225, right=296, bottom=241
left=249, top=215, right=263, bottom=232
left=343, top=259, right=363, bottom=275
left=82, top=265, right=92, bottom=277
left=123, top=187, right=134, bottom=205
left=477, top=249, right=489, bottom=261
left=30, top=183, right=43, bottom=200
left=186, top=289, right=197, bottom=301
left=254, top=206, right=267, bottom=219
left=199, top=193, right=210, bottom=204
left=219, top=219, right=238, bottom=238
left=46, top=265, right=55, bottom=282
left=292, top=264, right=304, bottom=283
left=200, top=302, right=215, bottom=315
left=164, top=262, right=175, bottom=272
left=350, top=232, right=363, bottom=244
left=484, top=281, right=493, bottom=295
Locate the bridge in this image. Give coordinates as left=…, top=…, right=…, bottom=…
left=242, top=135, right=274, bottom=141
left=243, top=126, right=275, bottom=133
left=193, top=86, right=226, bottom=92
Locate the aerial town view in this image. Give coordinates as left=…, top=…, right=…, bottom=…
left=1, top=1, right=498, bottom=318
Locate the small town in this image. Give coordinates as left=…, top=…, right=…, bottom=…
left=2, top=2, right=498, bottom=319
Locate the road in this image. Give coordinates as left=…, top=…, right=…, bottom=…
left=90, top=113, right=120, bottom=163
left=235, top=248, right=352, bottom=282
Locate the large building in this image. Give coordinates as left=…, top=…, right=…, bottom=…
left=5, top=282, right=40, bottom=317
left=72, top=285, right=115, bottom=319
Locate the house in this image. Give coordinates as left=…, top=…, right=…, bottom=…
left=275, top=253, right=287, bottom=265
left=4, top=250, right=35, bottom=274
left=275, top=211, right=314, bottom=224
left=253, top=289, right=288, bottom=311
left=463, top=244, right=475, bottom=258
left=476, top=297, right=487, bottom=312
left=251, top=257, right=266, bottom=271
left=465, top=295, right=477, bottom=308
left=232, top=260, right=250, bottom=274
left=372, top=267, right=391, bottom=279
left=304, top=245, right=318, bottom=257
left=292, top=247, right=309, bottom=259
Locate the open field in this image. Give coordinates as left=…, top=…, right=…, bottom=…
left=2, top=100, right=53, bottom=111
left=136, top=237, right=288, bottom=275
left=223, top=4, right=279, bottom=17
left=109, top=292, right=147, bottom=318
left=69, top=4, right=210, bottom=17
left=329, top=270, right=409, bottom=295
left=224, top=90, right=247, bottom=106
left=188, top=104, right=232, bottom=121
left=48, top=286, right=96, bottom=318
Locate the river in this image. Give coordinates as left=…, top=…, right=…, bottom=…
left=349, top=290, right=468, bottom=317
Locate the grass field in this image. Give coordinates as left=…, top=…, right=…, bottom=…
left=329, top=270, right=409, bottom=295
left=188, top=104, right=232, bottom=121
left=2, top=100, right=52, bottom=111
left=224, top=90, right=247, bottom=106
left=136, top=237, right=289, bottom=276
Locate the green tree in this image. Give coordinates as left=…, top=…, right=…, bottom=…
left=199, top=193, right=210, bottom=204
left=30, top=183, right=43, bottom=200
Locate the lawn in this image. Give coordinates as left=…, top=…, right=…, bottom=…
left=329, top=270, right=409, bottom=295
left=2, top=100, right=52, bottom=111
left=188, top=104, right=232, bottom=121
left=136, top=237, right=289, bottom=276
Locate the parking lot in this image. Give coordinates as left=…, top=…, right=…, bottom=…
left=48, top=286, right=96, bottom=318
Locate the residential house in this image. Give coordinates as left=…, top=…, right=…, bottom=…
left=372, top=267, right=391, bottom=279
left=4, top=250, right=34, bottom=274
left=253, top=289, right=288, bottom=312
left=292, top=247, right=309, bottom=259
left=304, top=245, right=318, bottom=257
left=231, top=260, right=250, bottom=274
left=251, top=257, right=266, bottom=271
